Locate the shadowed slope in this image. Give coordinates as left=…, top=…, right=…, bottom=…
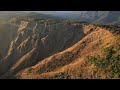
left=15, top=25, right=117, bottom=79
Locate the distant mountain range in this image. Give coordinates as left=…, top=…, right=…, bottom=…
left=46, top=11, right=120, bottom=24
left=1, top=11, right=120, bottom=24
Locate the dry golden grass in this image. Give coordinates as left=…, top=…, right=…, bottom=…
left=15, top=25, right=118, bottom=79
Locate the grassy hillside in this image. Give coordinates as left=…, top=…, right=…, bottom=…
left=86, top=44, right=120, bottom=78
left=14, top=24, right=120, bottom=79
left=0, top=15, right=120, bottom=79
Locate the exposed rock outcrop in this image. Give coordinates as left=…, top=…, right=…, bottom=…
left=15, top=25, right=117, bottom=79
left=0, top=20, right=85, bottom=77
left=1, top=17, right=119, bottom=79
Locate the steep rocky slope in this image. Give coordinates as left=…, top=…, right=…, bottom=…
left=1, top=19, right=119, bottom=79
left=0, top=11, right=26, bottom=57
left=0, top=12, right=120, bottom=79
left=15, top=24, right=120, bottom=79
left=0, top=20, right=85, bottom=78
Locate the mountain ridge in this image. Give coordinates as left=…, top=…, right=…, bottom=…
left=0, top=12, right=120, bottom=79
left=15, top=24, right=119, bottom=79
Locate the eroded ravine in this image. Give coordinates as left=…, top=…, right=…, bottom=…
left=0, top=20, right=86, bottom=78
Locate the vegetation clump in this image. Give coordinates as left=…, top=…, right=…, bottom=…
left=86, top=45, right=120, bottom=78
left=94, top=23, right=120, bottom=35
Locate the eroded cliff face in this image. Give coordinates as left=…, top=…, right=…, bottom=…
left=0, top=20, right=85, bottom=77
left=1, top=19, right=115, bottom=79
left=15, top=25, right=117, bottom=79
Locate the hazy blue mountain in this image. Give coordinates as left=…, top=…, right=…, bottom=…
left=30, top=11, right=120, bottom=24
left=45, top=11, right=120, bottom=24
left=0, top=11, right=120, bottom=24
